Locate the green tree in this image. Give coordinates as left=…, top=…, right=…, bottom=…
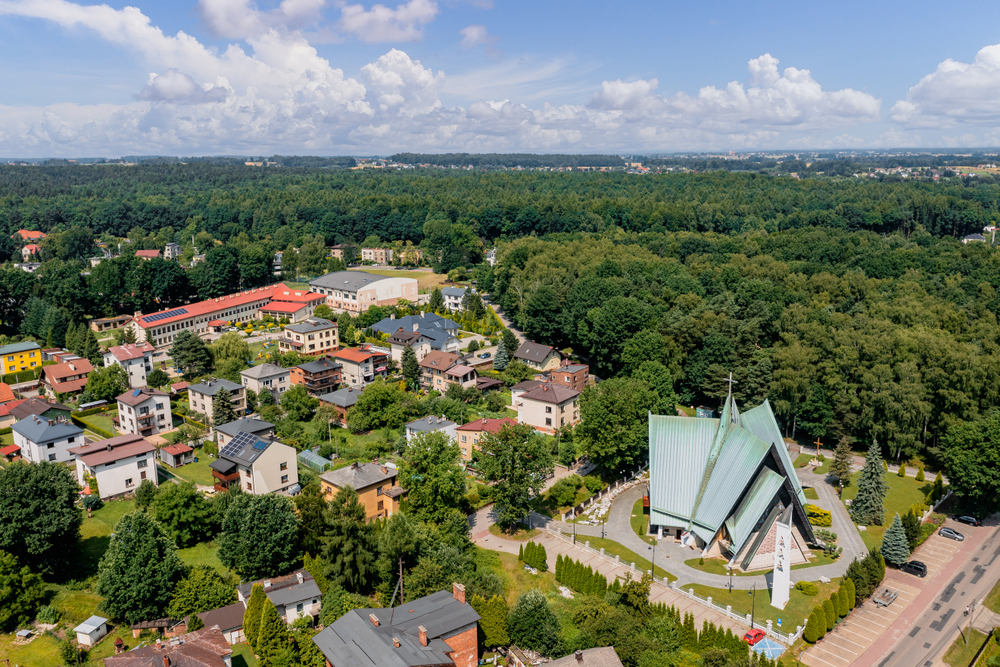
left=492, top=340, right=509, bottom=371
left=186, top=614, right=205, bottom=631
left=836, top=585, right=850, bottom=617
left=428, top=287, right=444, bottom=312
left=901, top=508, right=921, bottom=550
left=804, top=607, right=824, bottom=643
left=281, top=385, right=319, bottom=422
left=401, top=345, right=420, bottom=390
left=153, top=482, right=214, bottom=548
left=941, top=411, right=1000, bottom=513
left=243, top=583, right=267, bottom=649
left=477, top=423, right=554, bottom=529
left=0, top=550, right=45, bottom=631
left=219, top=494, right=302, bottom=580
left=822, top=598, right=836, bottom=632
left=212, top=386, right=239, bottom=426
left=84, top=364, right=130, bottom=403
left=171, top=330, right=213, bottom=377
left=212, top=332, right=252, bottom=366
left=577, top=377, right=661, bottom=472
left=322, top=486, right=375, bottom=593
left=470, top=594, right=509, bottom=648
left=880, top=513, right=911, bottom=567
left=167, top=566, right=237, bottom=618
left=295, top=484, right=329, bottom=557
left=96, top=512, right=185, bottom=624
left=507, top=589, right=561, bottom=657
left=146, top=368, right=170, bottom=389
left=256, top=598, right=289, bottom=663
left=0, top=461, right=82, bottom=575
left=851, top=440, right=888, bottom=526
left=830, top=437, right=854, bottom=488
left=135, top=478, right=159, bottom=510
left=346, top=379, right=409, bottom=432
left=375, top=512, right=418, bottom=587
left=398, top=431, right=465, bottom=522
left=501, top=329, right=519, bottom=358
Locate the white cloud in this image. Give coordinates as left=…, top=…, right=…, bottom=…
left=361, top=49, right=443, bottom=115
left=891, top=44, right=1000, bottom=128
left=338, top=0, right=438, bottom=42
left=137, top=69, right=230, bottom=103
left=459, top=24, right=489, bottom=47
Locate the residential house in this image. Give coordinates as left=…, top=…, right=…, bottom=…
left=418, top=351, right=477, bottom=392
left=90, top=315, right=132, bottom=332
left=160, top=443, right=193, bottom=468
left=277, top=317, right=339, bottom=356
left=104, top=626, right=232, bottom=667
left=530, top=648, right=623, bottom=667
left=309, top=271, right=418, bottom=313
left=311, top=585, right=479, bottom=667
left=361, top=247, right=393, bottom=264
left=334, top=347, right=388, bottom=387
left=69, top=433, right=158, bottom=499
left=7, top=396, right=72, bottom=423
left=116, top=387, right=172, bottom=437
left=454, top=417, right=517, bottom=462
left=187, top=378, right=246, bottom=425
left=517, top=384, right=581, bottom=435
left=240, top=363, right=290, bottom=401
left=319, top=461, right=404, bottom=519
left=103, top=342, right=156, bottom=388
left=195, top=602, right=246, bottom=645
left=164, top=242, right=181, bottom=260
left=0, top=341, right=41, bottom=374
left=386, top=329, right=433, bottom=364
left=513, top=341, right=563, bottom=371
left=475, top=377, right=503, bottom=392
left=21, top=244, right=41, bottom=261
left=963, top=233, right=987, bottom=244
left=0, top=399, right=27, bottom=429
left=216, top=417, right=275, bottom=447
left=440, top=286, right=470, bottom=313
left=486, top=247, right=497, bottom=266
left=405, top=415, right=458, bottom=443
left=318, top=386, right=363, bottom=423
left=373, top=313, right=460, bottom=353
left=210, top=431, right=298, bottom=494
left=12, top=229, right=46, bottom=241
left=14, top=262, right=41, bottom=273
left=236, top=569, right=322, bottom=624
left=0, top=382, right=14, bottom=406
left=135, top=249, right=161, bottom=260
left=550, top=363, right=590, bottom=393
left=11, top=414, right=84, bottom=463
left=291, top=357, right=343, bottom=396
left=329, top=243, right=354, bottom=260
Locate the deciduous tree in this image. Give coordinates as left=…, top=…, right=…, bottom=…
left=167, top=566, right=237, bottom=618
left=398, top=431, right=465, bottom=522
left=0, top=550, right=44, bottom=631
left=153, top=482, right=214, bottom=548
left=219, top=494, right=301, bottom=580
left=507, top=590, right=561, bottom=657
left=477, top=423, right=553, bottom=529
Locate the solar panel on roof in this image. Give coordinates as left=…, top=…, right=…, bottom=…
left=220, top=430, right=256, bottom=460
left=132, top=388, right=141, bottom=397
left=252, top=439, right=268, bottom=451
left=142, top=307, right=189, bottom=323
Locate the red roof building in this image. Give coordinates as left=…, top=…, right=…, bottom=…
left=455, top=418, right=518, bottom=461
left=12, top=229, right=46, bottom=240
left=41, top=358, right=94, bottom=394
left=135, top=249, right=161, bottom=260
left=0, top=382, right=15, bottom=405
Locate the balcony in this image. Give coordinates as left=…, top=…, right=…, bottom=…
left=212, top=469, right=240, bottom=493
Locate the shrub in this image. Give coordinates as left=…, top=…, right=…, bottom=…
left=837, top=586, right=850, bottom=617
left=82, top=494, right=104, bottom=511
left=36, top=605, right=60, bottom=624
left=916, top=465, right=925, bottom=482
left=795, top=581, right=819, bottom=596
left=898, top=463, right=906, bottom=478
left=822, top=599, right=836, bottom=631
left=804, top=608, right=825, bottom=643
left=805, top=504, right=833, bottom=527
left=583, top=476, right=603, bottom=494
left=883, top=459, right=889, bottom=471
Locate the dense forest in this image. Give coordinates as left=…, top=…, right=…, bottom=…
left=3, top=164, right=1000, bottom=468
left=388, top=153, right=625, bottom=168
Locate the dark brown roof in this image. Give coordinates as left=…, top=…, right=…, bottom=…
left=42, top=358, right=94, bottom=380
left=68, top=434, right=155, bottom=467
left=196, top=602, right=245, bottom=633
left=418, top=350, right=461, bottom=370
left=546, top=648, right=624, bottom=667
left=116, top=387, right=170, bottom=407
left=520, top=383, right=580, bottom=404
left=514, top=341, right=558, bottom=363
left=103, top=626, right=231, bottom=667
left=8, top=397, right=72, bottom=420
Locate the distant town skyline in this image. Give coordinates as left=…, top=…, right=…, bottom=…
left=2, top=0, right=1000, bottom=156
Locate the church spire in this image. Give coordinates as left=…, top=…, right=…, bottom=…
left=722, top=372, right=740, bottom=425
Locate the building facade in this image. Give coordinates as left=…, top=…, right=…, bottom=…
left=277, top=318, right=339, bottom=356
left=516, top=384, right=581, bottom=434
left=187, top=378, right=246, bottom=425
left=290, top=357, right=343, bottom=396
left=210, top=431, right=298, bottom=495
left=240, top=363, right=290, bottom=401
left=334, top=347, right=389, bottom=387
left=0, top=341, right=41, bottom=374
left=103, top=342, right=156, bottom=388
left=69, top=434, right=158, bottom=499
left=319, top=462, right=404, bottom=520
left=41, top=358, right=93, bottom=395
left=550, top=364, right=589, bottom=393
left=236, top=570, right=322, bottom=624
left=116, top=387, right=172, bottom=437
left=11, top=414, right=84, bottom=463
left=309, top=271, right=418, bottom=314
left=513, top=341, right=563, bottom=371
left=454, top=418, right=518, bottom=462
left=361, top=247, right=393, bottom=264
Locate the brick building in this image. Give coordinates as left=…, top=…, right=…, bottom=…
left=291, top=357, right=343, bottom=396
left=550, top=363, right=589, bottom=393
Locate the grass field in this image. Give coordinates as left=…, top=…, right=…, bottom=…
left=943, top=628, right=988, bottom=667
left=172, top=455, right=219, bottom=487
left=76, top=412, right=116, bottom=435
left=489, top=524, right=540, bottom=541
left=567, top=533, right=677, bottom=582
left=231, top=643, right=259, bottom=667
left=841, top=471, right=932, bottom=550
left=631, top=498, right=655, bottom=544
left=681, top=577, right=842, bottom=631
left=985, top=574, right=1000, bottom=614
left=684, top=548, right=839, bottom=577
left=177, top=540, right=226, bottom=572
left=1, top=431, right=12, bottom=446
left=804, top=487, right=819, bottom=500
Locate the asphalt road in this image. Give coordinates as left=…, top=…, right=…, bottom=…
left=879, top=522, right=1000, bottom=667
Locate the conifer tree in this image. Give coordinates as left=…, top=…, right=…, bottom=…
left=518, top=544, right=523, bottom=562
left=915, top=465, right=925, bottom=482
left=255, top=598, right=288, bottom=662
left=470, top=595, right=509, bottom=648
left=897, top=462, right=906, bottom=478
left=243, top=584, right=266, bottom=649
left=851, top=440, right=888, bottom=526
left=212, top=387, right=238, bottom=426
left=822, top=598, right=836, bottom=631
left=880, top=513, right=911, bottom=567
left=493, top=340, right=509, bottom=371
left=555, top=554, right=562, bottom=581
left=537, top=543, right=547, bottom=571
left=830, top=437, right=854, bottom=488
left=401, top=345, right=420, bottom=391
left=845, top=578, right=856, bottom=610
left=682, top=612, right=698, bottom=650
left=837, top=585, right=850, bottom=617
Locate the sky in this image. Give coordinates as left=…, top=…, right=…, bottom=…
left=2, top=0, right=1000, bottom=157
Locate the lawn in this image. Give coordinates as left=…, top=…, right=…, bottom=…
left=794, top=453, right=813, bottom=468
left=172, top=455, right=219, bottom=487
left=1, top=431, right=12, bottom=446
left=841, top=470, right=933, bottom=550
left=942, top=628, right=988, bottom=667
left=567, top=533, right=677, bottom=582
left=630, top=498, right=655, bottom=544
left=177, top=540, right=227, bottom=572
left=984, top=574, right=1000, bottom=614
left=76, top=412, right=116, bottom=435
left=489, top=524, right=540, bottom=541
left=350, top=268, right=447, bottom=291
left=681, top=577, right=841, bottom=632
left=676, top=404, right=695, bottom=417
left=803, top=487, right=819, bottom=500
left=231, top=642, right=259, bottom=667
left=684, top=549, right=840, bottom=578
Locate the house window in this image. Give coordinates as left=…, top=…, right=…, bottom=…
left=545, top=418, right=552, bottom=426
left=137, top=459, right=148, bottom=468
left=296, top=603, right=303, bottom=614
left=48, top=454, right=56, bottom=461
left=47, top=443, right=54, bottom=449
left=280, top=462, right=287, bottom=471
left=461, top=435, right=466, bottom=442
left=68, top=436, right=76, bottom=443
left=125, top=478, right=134, bottom=487
left=545, top=406, right=552, bottom=413
left=281, top=475, right=289, bottom=483
left=377, top=500, right=384, bottom=511
left=140, top=471, right=147, bottom=480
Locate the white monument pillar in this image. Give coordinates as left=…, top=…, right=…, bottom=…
left=771, top=507, right=793, bottom=610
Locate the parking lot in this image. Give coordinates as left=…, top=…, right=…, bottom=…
left=908, top=530, right=965, bottom=579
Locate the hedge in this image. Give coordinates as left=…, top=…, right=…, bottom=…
left=173, top=412, right=207, bottom=429
left=75, top=405, right=113, bottom=417
left=973, top=629, right=998, bottom=667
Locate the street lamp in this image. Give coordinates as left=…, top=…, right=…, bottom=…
left=728, top=565, right=733, bottom=593
left=749, top=583, right=757, bottom=630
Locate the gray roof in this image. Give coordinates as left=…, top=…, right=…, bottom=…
left=419, top=328, right=456, bottom=351
left=320, top=462, right=396, bottom=490
left=216, top=417, right=274, bottom=437
left=312, top=590, right=480, bottom=667
left=12, top=414, right=83, bottom=443
left=372, top=313, right=458, bottom=337
left=318, top=387, right=363, bottom=408
left=0, top=341, right=41, bottom=355
left=284, top=318, right=336, bottom=335
left=514, top=340, right=558, bottom=363
left=547, top=648, right=623, bottom=667
left=560, top=364, right=588, bottom=373
left=440, top=287, right=467, bottom=298
left=217, top=431, right=279, bottom=468
left=237, top=570, right=321, bottom=608
left=406, top=415, right=456, bottom=433
left=310, top=271, right=391, bottom=293
left=196, top=602, right=246, bottom=633
left=188, top=378, right=243, bottom=396
left=296, top=357, right=342, bottom=373
left=241, top=363, right=288, bottom=379
left=75, top=616, right=108, bottom=634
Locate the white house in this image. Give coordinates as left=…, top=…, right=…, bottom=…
left=103, top=342, right=156, bottom=389
left=74, top=616, right=109, bottom=647
left=440, top=286, right=470, bottom=313
left=69, top=434, right=158, bottom=499
left=236, top=570, right=322, bottom=624
left=240, top=363, right=290, bottom=401
left=210, top=431, right=298, bottom=495
left=116, top=387, right=172, bottom=437
left=404, top=415, right=457, bottom=443
left=11, top=414, right=84, bottom=463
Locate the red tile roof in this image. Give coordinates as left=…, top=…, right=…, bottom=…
left=42, top=358, right=94, bottom=380
left=0, top=383, right=14, bottom=404
left=260, top=302, right=309, bottom=314
left=334, top=347, right=386, bottom=363
left=0, top=444, right=20, bottom=456
left=456, top=417, right=518, bottom=433
left=135, top=249, right=161, bottom=258
left=0, top=398, right=26, bottom=417
left=520, top=383, right=580, bottom=404
left=13, top=229, right=46, bottom=240
left=134, top=283, right=295, bottom=329
left=271, top=289, right=324, bottom=303
left=23, top=243, right=41, bottom=254
left=170, top=381, right=190, bottom=392
left=163, top=443, right=193, bottom=456
left=107, top=342, right=155, bottom=362
left=50, top=378, right=88, bottom=393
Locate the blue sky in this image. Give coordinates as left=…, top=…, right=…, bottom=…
left=1, top=0, right=1000, bottom=156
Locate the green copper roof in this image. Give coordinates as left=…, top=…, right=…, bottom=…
left=691, top=428, right=773, bottom=534
left=739, top=400, right=806, bottom=507
left=725, top=467, right=785, bottom=555
left=648, top=415, right=718, bottom=521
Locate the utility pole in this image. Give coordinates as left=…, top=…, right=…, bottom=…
left=749, top=583, right=757, bottom=630
left=399, top=557, right=404, bottom=604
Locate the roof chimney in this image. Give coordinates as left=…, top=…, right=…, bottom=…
left=575, top=650, right=583, bottom=662
left=296, top=572, right=304, bottom=584
left=453, top=582, right=466, bottom=604
left=369, top=613, right=380, bottom=627
left=164, top=656, right=171, bottom=667
left=418, top=626, right=427, bottom=646
left=393, top=637, right=401, bottom=648
left=48, top=419, right=54, bottom=426
left=381, top=466, right=388, bottom=474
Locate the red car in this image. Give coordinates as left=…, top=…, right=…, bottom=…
left=744, top=629, right=766, bottom=646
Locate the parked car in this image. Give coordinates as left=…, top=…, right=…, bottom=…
left=940, top=527, right=965, bottom=541
left=900, top=561, right=927, bottom=578
left=478, top=352, right=491, bottom=359
left=743, top=629, right=766, bottom=646
left=955, top=515, right=981, bottom=527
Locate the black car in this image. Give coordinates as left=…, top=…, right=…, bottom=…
left=955, top=515, right=981, bottom=527
left=901, top=561, right=927, bottom=578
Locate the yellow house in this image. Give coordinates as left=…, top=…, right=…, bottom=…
left=319, top=462, right=405, bottom=520
left=0, top=342, right=42, bottom=374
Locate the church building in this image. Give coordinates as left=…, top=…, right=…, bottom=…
left=648, top=388, right=816, bottom=571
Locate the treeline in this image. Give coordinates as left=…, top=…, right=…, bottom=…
left=389, top=153, right=624, bottom=168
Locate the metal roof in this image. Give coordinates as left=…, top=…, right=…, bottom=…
left=0, top=341, right=41, bottom=355
left=298, top=449, right=331, bottom=472
left=724, top=467, right=786, bottom=555
left=738, top=400, right=806, bottom=506
left=188, top=378, right=243, bottom=397
left=11, top=414, right=83, bottom=443
left=372, top=313, right=458, bottom=337
left=75, top=616, right=108, bottom=634
left=215, top=417, right=274, bottom=437
left=240, top=363, right=288, bottom=379
left=310, top=271, right=391, bottom=292
left=648, top=415, right=716, bottom=522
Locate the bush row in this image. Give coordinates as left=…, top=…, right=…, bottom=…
left=555, top=554, right=608, bottom=597
left=518, top=541, right=548, bottom=571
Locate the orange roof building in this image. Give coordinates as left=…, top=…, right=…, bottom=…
left=12, top=229, right=46, bottom=240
